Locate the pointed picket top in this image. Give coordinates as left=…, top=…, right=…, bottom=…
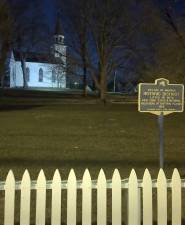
left=21, top=170, right=31, bottom=188
left=82, top=169, right=92, bottom=225
left=130, top=169, right=137, bottom=177
left=37, top=169, right=46, bottom=182
left=143, top=169, right=152, bottom=225
left=172, top=168, right=181, bottom=182
left=68, top=169, right=76, bottom=183
left=51, top=169, right=62, bottom=225
left=52, top=169, right=61, bottom=187
left=97, top=169, right=106, bottom=185
left=112, top=169, right=121, bottom=225
left=157, top=169, right=167, bottom=185
left=172, top=168, right=181, bottom=225
left=5, top=170, right=15, bottom=185
left=112, top=168, right=121, bottom=181
left=143, top=168, right=152, bottom=181
left=128, top=169, right=138, bottom=185
left=82, top=169, right=91, bottom=183
left=36, top=169, right=46, bottom=190
left=157, top=169, right=167, bottom=225
left=82, top=169, right=91, bottom=189
left=67, top=169, right=77, bottom=225
left=4, top=170, right=15, bottom=225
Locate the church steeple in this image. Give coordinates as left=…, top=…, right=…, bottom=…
left=55, top=15, right=64, bottom=36
left=52, top=14, right=66, bottom=59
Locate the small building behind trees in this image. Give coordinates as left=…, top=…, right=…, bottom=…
left=7, top=17, right=67, bottom=89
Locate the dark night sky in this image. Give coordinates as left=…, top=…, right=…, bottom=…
left=42, top=0, right=56, bottom=29
left=41, top=0, right=185, bottom=30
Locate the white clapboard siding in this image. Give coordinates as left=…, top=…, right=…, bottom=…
left=128, top=169, right=139, bottom=225
left=4, top=170, right=15, bottom=225
left=172, top=168, right=181, bottom=225
left=67, top=169, right=77, bottom=225
left=143, top=169, right=152, bottom=225
left=51, top=170, right=62, bottom=225
left=20, top=170, right=31, bottom=225
left=97, top=169, right=107, bottom=225
left=82, top=169, right=92, bottom=225
left=112, top=169, right=121, bottom=225
left=157, top=169, right=167, bottom=225
left=35, top=170, right=46, bottom=225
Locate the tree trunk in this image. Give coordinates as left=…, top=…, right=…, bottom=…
left=0, top=77, right=4, bottom=97
left=20, top=53, right=28, bottom=88
left=0, top=74, right=5, bottom=89
left=100, top=69, right=107, bottom=103
left=83, top=65, right=88, bottom=97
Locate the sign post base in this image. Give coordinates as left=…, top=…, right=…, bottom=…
left=158, top=112, right=164, bottom=168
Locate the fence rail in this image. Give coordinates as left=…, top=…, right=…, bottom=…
left=1, top=178, right=185, bottom=190
left=0, top=168, right=184, bottom=225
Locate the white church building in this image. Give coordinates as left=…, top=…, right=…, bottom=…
left=8, top=18, right=67, bottom=89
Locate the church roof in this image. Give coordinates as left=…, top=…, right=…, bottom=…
left=54, top=15, right=64, bottom=36
left=13, top=51, right=62, bottom=64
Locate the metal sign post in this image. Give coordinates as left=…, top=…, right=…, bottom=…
left=158, top=112, right=164, bottom=168
left=138, top=78, right=184, bottom=168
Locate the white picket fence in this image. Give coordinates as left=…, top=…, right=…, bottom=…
left=0, top=168, right=184, bottom=225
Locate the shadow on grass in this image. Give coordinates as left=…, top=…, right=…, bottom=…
left=0, top=104, right=44, bottom=111
left=0, top=157, right=184, bottom=168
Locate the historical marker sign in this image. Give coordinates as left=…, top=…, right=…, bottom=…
left=138, top=78, right=184, bottom=168
left=138, top=78, right=184, bottom=115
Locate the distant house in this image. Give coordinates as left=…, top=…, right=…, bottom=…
left=8, top=17, right=67, bottom=89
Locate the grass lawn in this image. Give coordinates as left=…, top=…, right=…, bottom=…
left=0, top=91, right=185, bottom=179
left=0, top=90, right=185, bottom=223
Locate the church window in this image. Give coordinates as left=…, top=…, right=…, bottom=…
left=26, top=67, right=30, bottom=82
left=52, top=70, right=56, bottom=82
left=39, top=68, right=43, bottom=82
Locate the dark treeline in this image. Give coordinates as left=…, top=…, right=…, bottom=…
left=0, top=0, right=50, bottom=88
left=59, top=0, right=185, bottom=100
left=0, top=0, right=185, bottom=100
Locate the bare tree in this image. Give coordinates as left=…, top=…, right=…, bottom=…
left=0, top=0, right=12, bottom=88
left=61, top=0, right=133, bottom=101
left=138, top=0, right=185, bottom=83
left=61, top=0, right=162, bottom=101
left=8, top=0, right=50, bottom=88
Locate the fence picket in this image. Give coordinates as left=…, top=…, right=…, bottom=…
left=4, top=170, right=15, bottom=225
left=35, top=170, right=46, bottom=225
left=157, top=169, right=167, bottom=225
left=20, top=170, right=31, bottom=225
left=67, top=169, right=77, bottom=225
left=143, top=169, right=152, bottom=225
left=51, top=169, right=62, bottom=225
left=97, top=169, right=107, bottom=225
left=172, top=168, right=181, bottom=225
left=1, top=168, right=185, bottom=225
left=128, top=169, right=139, bottom=225
left=112, top=169, right=121, bottom=225
left=82, top=169, right=92, bottom=225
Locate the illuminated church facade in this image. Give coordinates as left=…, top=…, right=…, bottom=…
left=8, top=18, right=67, bottom=88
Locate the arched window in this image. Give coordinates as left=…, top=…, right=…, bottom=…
left=25, top=67, right=30, bottom=82
left=39, top=68, right=43, bottom=82
left=52, top=70, right=56, bottom=83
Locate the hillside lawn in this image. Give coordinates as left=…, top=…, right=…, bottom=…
left=0, top=90, right=185, bottom=223
left=0, top=89, right=184, bottom=180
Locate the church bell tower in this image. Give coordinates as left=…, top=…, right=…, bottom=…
left=52, top=15, right=66, bottom=59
